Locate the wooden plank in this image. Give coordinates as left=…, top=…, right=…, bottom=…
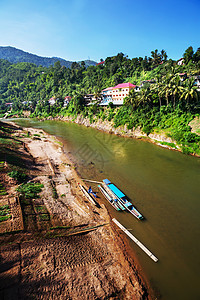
left=81, top=178, right=102, bottom=184
left=112, top=218, right=158, bottom=263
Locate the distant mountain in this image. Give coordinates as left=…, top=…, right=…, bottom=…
left=0, top=46, right=97, bottom=68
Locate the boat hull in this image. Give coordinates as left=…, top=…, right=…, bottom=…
left=98, top=185, right=121, bottom=211
left=103, top=179, right=143, bottom=220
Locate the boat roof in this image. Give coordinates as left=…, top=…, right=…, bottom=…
left=124, top=201, right=132, bottom=207
left=103, top=179, right=111, bottom=185
left=109, top=184, right=125, bottom=198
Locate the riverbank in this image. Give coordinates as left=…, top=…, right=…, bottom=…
left=39, top=114, right=184, bottom=153
left=6, top=110, right=200, bottom=157
left=0, top=122, right=152, bottom=299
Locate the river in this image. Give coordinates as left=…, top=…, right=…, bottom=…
left=12, top=119, right=200, bottom=300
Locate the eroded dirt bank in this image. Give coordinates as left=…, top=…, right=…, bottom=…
left=49, top=114, right=180, bottom=152
left=0, top=124, right=151, bottom=300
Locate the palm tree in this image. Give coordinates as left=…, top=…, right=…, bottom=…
left=162, top=68, right=180, bottom=107
left=139, top=86, right=152, bottom=107
left=93, top=86, right=102, bottom=104
left=170, top=75, right=182, bottom=108
left=154, top=75, right=164, bottom=108
left=124, top=89, right=139, bottom=108
left=180, top=77, right=199, bottom=109
left=160, top=49, right=168, bottom=62
left=162, top=82, right=171, bottom=106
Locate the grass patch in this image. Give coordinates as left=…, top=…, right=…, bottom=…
left=17, top=182, right=44, bottom=199
left=35, top=205, right=47, bottom=213
left=0, top=205, right=10, bottom=210
left=39, top=214, right=49, bottom=221
left=0, top=215, right=12, bottom=222
left=8, top=170, right=27, bottom=183
left=0, top=205, right=11, bottom=222
left=0, top=209, right=10, bottom=216
left=158, top=141, right=177, bottom=148
left=0, top=137, right=13, bottom=144
left=0, top=191, right=8, bottom=195
left=0, top=183, right=7, bottom=195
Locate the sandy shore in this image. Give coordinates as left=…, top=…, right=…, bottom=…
left=0, top=124, right=151, bottom=299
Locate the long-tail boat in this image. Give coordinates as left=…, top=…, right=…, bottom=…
left=102, top=179, right=143, bottom=220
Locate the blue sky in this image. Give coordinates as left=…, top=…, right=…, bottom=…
left=0, top=0, right=199, bottom=62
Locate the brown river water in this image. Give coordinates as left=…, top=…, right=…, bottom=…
left=13, top=119, right=200, bottom=300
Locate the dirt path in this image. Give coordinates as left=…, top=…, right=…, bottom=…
left=0, top=126, right=150, bottom=299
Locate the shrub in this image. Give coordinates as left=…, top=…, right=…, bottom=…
left=0, top=215, right=11, bottom=222
left=39, top=214, right=49, bottom=221
left=8, top=170, right=27, bottom=183
left=17, top=182, right=44, bottom=199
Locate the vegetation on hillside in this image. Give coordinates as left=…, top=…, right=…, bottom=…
left=0, top=46, right=200, bottom=155
left=0, top=46, right=97, bottom=68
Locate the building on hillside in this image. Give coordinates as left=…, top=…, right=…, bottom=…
left=135, top=85, right=141, bottom=92
left=84, top=94, right=102, bottom=105
left=48, top=97, right=56, bottom=106
left=96, top=61, right=105, bottom=66
left=5, top=103, right=12, bottom=107
left=22, top=101, right=32, bottom=105
left=84, top=94, right=95, bottom=105
left=64, top=96, right=72, bottom=107
left=177, top=58, right=184, bottom=65
left=194, top=75, right=200, bottom=90
left=100, top=87, right=113, bottom=106
left=112, top=83, right=136, bottom=105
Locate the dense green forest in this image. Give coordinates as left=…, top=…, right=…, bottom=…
left=0, top=46, right=97, bottom=68
left=0, top=46, right=200, bottom=155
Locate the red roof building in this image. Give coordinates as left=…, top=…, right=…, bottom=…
left=112, top=83, right=136, bottom=89
left=177, top=58, right=184, bottom=65
left=112, top=82, right=136, bottom=105
left=96, top=61, right=105, bottom=66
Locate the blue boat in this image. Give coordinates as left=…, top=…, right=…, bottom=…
left=101, top=182, right=126, bottom=211
left=103, top=179, right=143, bottom=220
left=98, top=184, right=121, bottom=211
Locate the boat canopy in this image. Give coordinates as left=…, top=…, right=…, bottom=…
left=103, top=179, right=111, bottom=185
left=108, top=184, right=125, bottom=198
left=124, top=201, right=132, bottom=207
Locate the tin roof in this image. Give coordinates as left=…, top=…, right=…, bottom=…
left=102, top=87, right=113, bottom=91
left=113, top=83, right=136, bottom=89
left=109, top=184, right=125, bottom=198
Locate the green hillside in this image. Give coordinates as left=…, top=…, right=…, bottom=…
left=0, top=46, right=97, bottom=68
left=0, top=46, right=200, bottom=155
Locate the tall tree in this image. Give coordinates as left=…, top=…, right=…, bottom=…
left=124, top=89, right=138, bottom=109
left=180, top=77, right=199, bottom=109
left=161, top=49, right=168, bottom=62
left=151, top=49, right=161, bottom=66
left=193, top=47, right=200, bottom=63
left=170, top=75, right=182, bottom=108
left=183, top=46, right=194, bottom=64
